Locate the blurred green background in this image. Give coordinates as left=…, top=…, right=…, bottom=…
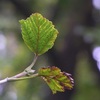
left=0, top=0, right=100, bottom=100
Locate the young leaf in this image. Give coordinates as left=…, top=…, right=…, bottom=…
left=20, top=13, right=58, bottom=56
left=38, top=66, right=74, bottom=94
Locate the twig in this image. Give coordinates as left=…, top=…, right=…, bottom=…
left=0, top=55, right=38, bottom=84
left=25, top=54, right=38, bottom=72
left=0, top=72, right=38, bottom=84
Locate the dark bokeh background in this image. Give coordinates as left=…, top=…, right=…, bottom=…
left=0, top=0, right=100, bottom=100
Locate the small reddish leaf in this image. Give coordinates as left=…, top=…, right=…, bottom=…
left=38, top=66, right=74, bottom=94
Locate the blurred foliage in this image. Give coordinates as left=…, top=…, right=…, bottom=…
left=0, top=0, right=100, bottom=100
left=72, top=53, right=100, bottom=100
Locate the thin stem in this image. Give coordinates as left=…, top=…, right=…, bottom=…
left=8, top=73, right=39, bottom=81
left=12, top=71, right=27, bottom=78
left=0, top=55, right=39, bottom=84
left=0, top=73, right=39, bottom=84
left=25, top=54, right=38, bottom=71
left=0, top=78, right=8, bottom=84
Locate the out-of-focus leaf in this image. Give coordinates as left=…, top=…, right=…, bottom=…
left=20, top=13, right=58, bottom=56
left=38, top=66, right=74, bottom=94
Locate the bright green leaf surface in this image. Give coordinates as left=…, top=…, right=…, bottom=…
left=38, top=66, right=74, bottom=94
left=20, top=13, right=58, bottom=55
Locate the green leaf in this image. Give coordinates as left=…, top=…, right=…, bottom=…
left=20, top=13, right=58, bottom=55
left=38, top=66, right=74, bottom=94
